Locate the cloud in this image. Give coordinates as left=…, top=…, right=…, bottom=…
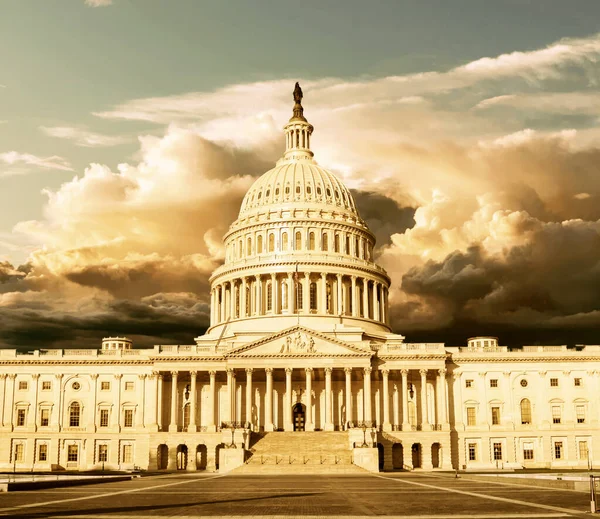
left=476, top=92, right=600, bottom=114
left=85, top=0, right=113, bottom=6
left=40, top=126, right=129, bottom=147
left=0, top=151, right=73, bottom=177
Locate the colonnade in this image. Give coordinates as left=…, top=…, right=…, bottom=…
left=210, top=272, right=388, bottom=326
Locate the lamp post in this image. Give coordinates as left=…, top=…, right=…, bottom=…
left=229, top=423, right=236, bottom=448
left=361, top=422, right=368, bottom=448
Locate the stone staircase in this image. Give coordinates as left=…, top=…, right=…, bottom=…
left=233, top=431, right=365, bottom=474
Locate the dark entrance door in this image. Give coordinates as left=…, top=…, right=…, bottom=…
left=293, top=403, right=306, bottom=431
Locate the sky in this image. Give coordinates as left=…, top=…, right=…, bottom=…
left=1, top=0, right=600, bottom=349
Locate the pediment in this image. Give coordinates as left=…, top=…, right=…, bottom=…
left=225, top=326, right=372, bottom=358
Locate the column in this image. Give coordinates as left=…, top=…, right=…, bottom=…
left=208, top=370, right=216, bottom=431
left=265, top=368, right=274, bottom=431
left=401, top=369, right=410, bottom=431
left=363, top=278, right=369, bottom=318
left=114, top=373, right=122, bottom=432
left=324, top=367, right=333, bottom=431
left=303, top=272, right=311, bottom=313
left=351, top=276, right=358, bottom=317
left=287, top=272, right=295, bottom=313
left=245, top=368, right=253, bottom=429
left=436, top=369, right=446, bottom=430
left=382, top=287, right=387, bottom=324
left=169, top=371, right=178, bottom=432
left=220, top=284, right=226, bottom=321
left=28, top=374, right=39, bottom=431
left=420, top=369, right=431, bottom=431
left=271, top=273, right=278, bottom=313
left=344, top=368, right=353, bottom=428
left=51, top=374, right=62, bottom=431
left=230, top=281, right=236, bottom=319
left=382, top=369, right=391, bottom=431
left=241, top=277, right=247, bottom=317
left=157, top=373, right=163, bottom=431
left=363, top=367, right=372, bottom=423
left=188, top=371, right=197, bottom=432
left=0, top=374, right=6, bottom=428
left=226, top=368, right=234, bottom=423
left=392, top=382, right=400, bottom=430
left=336, top=274, right=343, bottom=315
left=148, top=372, right=159, bottom=431
left=285, top=368, right=293, bottom=431
left=373, top=282, right=379, bottom=321
left=135, top=374, right=145, bottom=429
left=320, top=273, right=327, bottom=314
left=305, top=368, right=314, bottom=431
left=255, top=275, right=262, bottom=315
left=85, top=374, right=97, bottom=432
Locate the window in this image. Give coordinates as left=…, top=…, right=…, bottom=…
left=355, top=237, right=359, bottom=257
left=574, top=378, right=582, bottom=387
left=523, top=442, right=534, bottom=460
left=123, top=444, right=133, bottom=464
left=308, top=232, right=315, bottom=250
left=520, top=399, right=531, bottom=424
left=490, top=379, right=498, bottom=388
left=257, top=235, right=263, bottom=254
left=38, top=443, right=48, bottom=462
left=281, top=281, right=288, bottom=310
left=467, top=407, right=476, bottom=426
left=40, top=408, right=50, bottom=427
left=125, top=381, right=134, bottom=391
left=345, top=236, right=350, bottom=255
left=491, top=406, right=500, bottom=425
left=322, top=233, right=328, bottom=251
left=554, top=441, right=563, bottom=459
left=550, top=378, right=558, bottom=387
left=520, top=379, right=528, bottom=387
left=552, top=406, right=561, bottom=424
left=468, top=443, right=477, bottom=461
left=296, top=282, right=303, bottom=310
left=238, top=240, right=242, bottom=258
left=69, top=402, right=81, bottom=427
left=98, top=444, right=108, bottom=462
left=295, top=231, right=302, bottom=250
left=124, top=409, right=134, bottom=428
left=309, top=282, right=317, bottom=311
left=42, top=381, right=51, bottom=391
left=14, top=443, right=24, bottom=462
left=18, top=381, right=28, bottom=391
left=493, top=442, right=502, bottom=461
left=576, top=405, right=586, bottom=423
left=72, top=381, right=81, bottom=391
left=67, top=444, right=78, bottom=462
left=296, top=184, right=301, bottom=194
left=268, top=233, right=275, bottom=252
left=281, top=232, right=288, bottom=251
left=334, top=234, right=340, bottom=252
left=101, top=381, right=110, bottom=391
left=17, top=409, right=26, bottom=427
left=245, top=287, right=251, bottom=315
left=100, top=409, right=109, bottom=427
left=579, top=441, right=589, bottom=460
left=266, top=282, right=273, bottom=311
left=247, top=237, right=252, bottom=255
left=465, top=379, right=473, bottom=388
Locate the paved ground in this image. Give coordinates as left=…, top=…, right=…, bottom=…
left=0, top=473, right=592, bottom=518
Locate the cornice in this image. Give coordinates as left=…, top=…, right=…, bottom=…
left=451, top=355, right=600, bottom=363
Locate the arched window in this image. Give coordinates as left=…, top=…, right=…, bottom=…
left=295, top=231, right=302, bottom=250
left=334, top=234, right=340, bottom=252
left=235, top=285, right=240, bottom=318
left=245, top=286, right=251, bottom=316
left=309, top=232, right=315, bottom=250
left=69, top=402, right=81, bottom=427
left=183, top=403, right=190, bottom=428
left=257, top=235, right=263, bottom=254
left=309, top=282, right=317, bottom=310
left=307, top=185, right=312, bottom=194
left=346, top=235, right=351, bottom=255
left=281, top=281, right=288, bottom=310
left=268, top=234, right=275, bottom=252
left=267, top=282, right=273, bottom=312
left=296, top=282, right=303, bottom=310
left=326, top=282, right=332, bottom=312
left=296, top=184, right=301, bottom=195
left=247, top=237, right=252, bottom=255
left=322, top=233, right=328, bottom=251
left=355, top=237, right=359, bottom=257
left=238, top=240, right=242, bottom=258
left=275, top=187, right=280, bottom=196
left=520, top=399, right=532, bottom=425
left=281, top=232, right=288, bottom=251
left=326, top=188, right=332, bottom=198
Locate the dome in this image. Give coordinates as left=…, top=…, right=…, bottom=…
left=239, top=161, right=358, bottom=217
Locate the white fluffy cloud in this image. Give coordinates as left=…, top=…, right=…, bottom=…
left=40, top=126, right=129, bottom=147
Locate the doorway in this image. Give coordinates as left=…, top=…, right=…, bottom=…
left=293, top=402, right=306, bottom=431
left=176, top=445, right=188, bottom=470
left=157, top=444, right=168, bottom=470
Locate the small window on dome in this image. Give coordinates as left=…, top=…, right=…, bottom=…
left=335, top=190, right=340, bottom=200
left=317, top=186, right=322, bottom=195
left=296, top=185, right=301, bottom=194
left=258, top=191, right=262, bottom=200
left=266, top=189, right=270, bottom=197
left=326, top=188, right=332, bottom=197
left=275, top=187, right=280, bottom=196
left=307, top=185, right=312, bottom=194
left=285, top=186, right=290, bottom=195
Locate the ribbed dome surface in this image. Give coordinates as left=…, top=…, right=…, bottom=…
left=239, top=160, right=357, bottom=217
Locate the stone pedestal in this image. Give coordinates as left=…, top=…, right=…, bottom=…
left=219, top=448, right=245, bottom=473
left=353, top=447, right=379, bottom=472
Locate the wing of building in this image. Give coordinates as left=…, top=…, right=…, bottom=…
left=1, top=86, right=599, bottom=473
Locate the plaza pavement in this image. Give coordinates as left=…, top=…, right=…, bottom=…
left=0, top=473, right=592, bottom=518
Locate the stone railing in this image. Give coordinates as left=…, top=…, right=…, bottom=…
left=382, top=343, right=445, bottom=353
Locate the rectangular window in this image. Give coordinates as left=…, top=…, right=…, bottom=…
left=124, top=409, right=134, bottom=428
left=579, top=441, right=589, bottom=460
left=40, top=408, right=50, bottom=427
left=42, top=381, right=51, bottom=391
left=523, top=442, right=534, bottom=460
left=101, top=381, right=110, bottom=391
left=554, top=441, right=563, bottom=459
left=14, top=443, right=24, bottom=462
left=574, top=378, right=582, bottom=387
left=468, top=443, right=477, bottom=461
left=550, top=378, right=558, bottom=387
left=123, top=444, right=133, bottom=463
left=100, top=409, right=109, bottom=427
left=493, top=442, right=502, bottom=461
left=18, top=381, right=28, bottom=391
left=552, top=406, right=561, bottom=424
left=67, top=444, right=78, bottom=462
left=124, top=381, right=134, bottom=391
left=467, top=407, right=476, bottom=426
left=38, top=444, right=48, bottom=462
left=465, top=379, right=473, bottom=388
left=490, top=379, right=498, bottom=388
left=98, top=444, right=108, bottom=462
left=576, top=405, right=586, bottom=423
left=17, top=409, right=26, bottom=426
left=491, top=406, right=500, bottom=425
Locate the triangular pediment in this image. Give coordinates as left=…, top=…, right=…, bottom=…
left=225, top=326, right=372, bottom=358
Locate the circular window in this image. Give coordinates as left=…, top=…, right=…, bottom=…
left=520, top=379, right=528, bottom=387
left=72, top=381, right=81, bottom=391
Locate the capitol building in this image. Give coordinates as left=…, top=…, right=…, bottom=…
left=1, top=85, right=599, bottom=474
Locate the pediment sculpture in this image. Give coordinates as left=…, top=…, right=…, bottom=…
left=280, top=331, right=316, bottom=354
